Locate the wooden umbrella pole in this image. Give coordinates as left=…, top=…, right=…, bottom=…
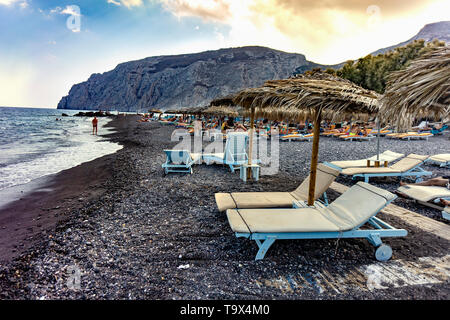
left=247, top=107, right=256, bottom=178
left=308, top=109, right=322, bottom=206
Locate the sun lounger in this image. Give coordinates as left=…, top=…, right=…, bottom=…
left=426, top=154, right=450, bottom=168
left=162, top=150, right=202, bottom=174
left=400, top=132, right=433, bottom=141
left=226, top=182, right=406, bottom=261
left=387, top=132, right=433, bottom=140
left=340, top=154, right=431, bottom=183
left=326, top=150, right=404, bottom=169
left=443, top=207, right=450, bottom=220
left=371, top=129, right=392, bottom=136
left=280, top=133, right=313, bottom=141
left=431, top=124, right=448, bottom=135
left=396, top=185, right=450, bottom=210
left=339, top=133, right=375, bottom=141
left=215, top=163, right=340, bottom=212
left=203, top=132, right=257, bottom=172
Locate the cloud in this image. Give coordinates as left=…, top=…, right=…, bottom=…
left=158, top=0, right=450, bottom=64
left=0, top=0, right=20, bottom=6
left=61, top=5, right=81, bottom=17
left=107, top=0, right=122, bottom=6
left=106, top=0, right=143, bottom=8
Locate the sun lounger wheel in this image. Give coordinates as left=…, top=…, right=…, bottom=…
left=375, top=244, right=392, bottom=262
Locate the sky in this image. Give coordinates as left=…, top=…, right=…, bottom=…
left=0, top=0, right=448, bottom=108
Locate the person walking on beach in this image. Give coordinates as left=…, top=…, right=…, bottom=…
left=92, top=116, right=98, bottom=135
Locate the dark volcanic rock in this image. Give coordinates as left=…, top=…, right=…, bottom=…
left=57, top=46, right=324, bottom=112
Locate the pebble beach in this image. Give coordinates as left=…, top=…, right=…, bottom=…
left=0, top=115, right=448, bottom=300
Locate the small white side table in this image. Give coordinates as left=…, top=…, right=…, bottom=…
left=240, top=164, right=260, bottom=182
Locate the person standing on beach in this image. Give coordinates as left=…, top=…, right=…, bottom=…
left=92, top=116, right=98, bottom=135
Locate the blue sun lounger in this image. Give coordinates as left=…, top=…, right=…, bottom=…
left=443, top=207, right=450, bottom=220
left=226, top=182, right=406, bottom=261
left=162, top=150, right=202, bottom=174
left=339, top=154, right=432, bottom=183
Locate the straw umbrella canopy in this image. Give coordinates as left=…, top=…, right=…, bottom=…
left=233, top=73, right=380, bottom=205
left=148, top=108, right=163, bottom=114
left=203, top=105, right=243, bottom=118
left=378, top=46, right=450, bottom=131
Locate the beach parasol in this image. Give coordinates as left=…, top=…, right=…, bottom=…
left=234, top=73, right=380, bottom=205
left=378, top=46, right=450, bottom=131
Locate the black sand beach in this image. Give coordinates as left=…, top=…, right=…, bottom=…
left=0, top=115, right=448, bottom=299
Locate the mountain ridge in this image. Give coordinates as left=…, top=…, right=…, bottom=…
left=58, top=21, right=449, bottom=112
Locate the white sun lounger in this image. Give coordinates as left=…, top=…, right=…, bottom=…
left=426, top=153, right=450, bottom=168
left=340, top=154, right=431, bottom=183
left=327, top=150, right=404, bottom=169
left=215, top=163, right=340, bottom=211
left=226, top=182, right=406, bottom=261
left=396, top=185, right=450, bottom=210
left=280, top=134, right=314, bottom=142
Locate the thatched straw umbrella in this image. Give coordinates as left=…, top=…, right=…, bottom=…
left=379, top=46, right=450, bottom=131
left=234, top=73, right=380, bottom=205
left=148, top=108, right=163, bottom=114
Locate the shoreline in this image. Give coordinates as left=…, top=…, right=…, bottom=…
left=0, top=115, right=130, bottom=265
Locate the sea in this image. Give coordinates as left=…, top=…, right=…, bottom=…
left=0, top=107, right=123, bottom=193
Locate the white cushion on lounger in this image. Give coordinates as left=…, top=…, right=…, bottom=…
left=397, top=185, right=450, bottom=202
left=331, top=150, right=404, bottom=168
left=227, top=182, right=394, bottom=233
left=216, top=192, right=297, bottom=212
left=215, top=163, right=340, bottom=212
left=227, top=207, right=342, bottom=233
left=429, top=154, right=450, bottom=162
left=342, top=154, right=427, bottom=175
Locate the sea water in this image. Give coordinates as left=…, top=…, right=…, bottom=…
left=0, top=107, right=123, bottom=191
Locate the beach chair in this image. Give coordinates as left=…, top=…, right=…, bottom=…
left=431, top=124, right=448, bottom=135
left=280, top=133, right=314, bottom=142
left=371, top=129, right=392, bottom=136
left=327, top=150, right=404, bottom=169
left=162, top=150, right=202, bottom=174
left=443, top=207, right=450, bottom=220
left=215, top=163, right=340, bottom=212
left=340, top=154, right=432, bottom=183
left=400, top=132, right=433, bottom=141
left=396, top=185, right=450, bottom=210
left=226, top=182, right=406, bottom=261
left=202, top=132, right=255, bottom=172
left=426, top=153, right=450, bottom=168
left=339, top=132, right=375, bottom=141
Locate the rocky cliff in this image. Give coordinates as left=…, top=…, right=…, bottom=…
left=57, top=46, right=324, bottom=111
left=58, top=21, right=449, bottom=112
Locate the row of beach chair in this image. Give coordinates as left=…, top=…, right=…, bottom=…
left=214, top=150, right=449, bottom=261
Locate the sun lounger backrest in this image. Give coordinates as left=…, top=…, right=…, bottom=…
left=225, top=132, right=248, bottom=163
left=389, top=153, right=428, bottom=172
left=164, top=150, right=192, bottom=164
left=325, top=182, right=396, bottom=231
left=291, top=163, right=341, bottom=201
